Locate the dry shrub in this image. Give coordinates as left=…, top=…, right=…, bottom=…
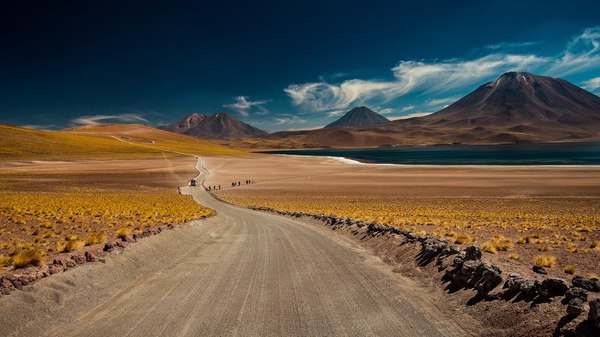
left=0, top=254, right=10, bottom=267
left=454, top=233, right=475, bottom=245
left=482, top=241, right=497, bottom=254
left=10, top=249, right=46, bottom=268
left=564, top=265, right=576, bottom=275
left=534, top=255, right=556, bottom=268
left=65, top=240, right=85, bottom=252
left=115, top=227, right=132, bottom=238
left=85, top=231, right=107, bottom=246
left=508, top=253, right=521, bottom=261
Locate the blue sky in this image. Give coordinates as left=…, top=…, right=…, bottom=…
left=1, top=0, right=599, bottom=132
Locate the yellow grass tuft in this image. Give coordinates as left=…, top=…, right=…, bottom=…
left=115, top=227, right=132, bottom=238
left=564, top=265, right=576, bottom=275
left=85, top=231, right=107, bottom=246
left=508, top=253, right=521, bottom=261
left=65, top=239, right=85, bottom=252
left=10, top=249, right=46, bottom=268
left=454, top=233, right=475, bottom=245
left=481, top=241, right=497, bottom=254
left=534, top=254, right=556, bottom=268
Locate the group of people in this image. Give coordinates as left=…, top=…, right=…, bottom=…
left=204, top=179, right=255, bottom=191
left=231, top=179, right=255, bottom=187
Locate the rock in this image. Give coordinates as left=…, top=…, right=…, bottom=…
left=533, top=266, right=547, bottom=275
left=53, top=257, right=68, bottom=269
left=504, top=273, right=524, bottom=292
left=588, top=299, right=600, bottom=328
left=103, top=241, right=118, bottom=252
left=518, top=279, right=538, bottom=298
left=116, top=241, right=129, bottom=249
left=121, top=234, right=135, bottom=243
left=464, top=245, right=482, bottom=261
left=70, top=253, right=86, bottom=265
left=572, top=276, right=600, bottom=292
left=167, top=224, right=175, bottom=229
left=567, top=297, right=585, bottom=316
left=65, top=259, right=76, bottom=268
left=451, top=259, right=482, bottom=288
left=474, top=263, right=503, bottom=295
left=565, top=287, right=588, bottom=302
left=48, top=264, right=65, bottom=275
left=0, top=277, right=15, bottom=294
left=85, top=251, right=104, bottom=263
left=542, top=278, right=569, bottom=297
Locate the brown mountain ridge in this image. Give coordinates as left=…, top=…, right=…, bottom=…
left=234, top=72, right=600, bottom=149
left=160, top=112, right=267, bottom=140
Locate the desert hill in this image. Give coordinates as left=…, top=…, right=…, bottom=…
left=324, top=106, right=390, bottom=128
left=234, top=72, right=600, bottom=149
left=160, top=112, right=267, bottom=140
left=0, top=123, right=240, bottom=160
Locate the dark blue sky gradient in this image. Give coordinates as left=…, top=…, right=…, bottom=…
left=1, top=1, right=599, bottom=131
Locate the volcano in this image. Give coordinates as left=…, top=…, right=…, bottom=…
left=324, top=106, right=390, bottom=128
left=160, top=112, right=267, bottom=140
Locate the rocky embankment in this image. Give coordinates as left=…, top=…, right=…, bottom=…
left=0, top=225, right=172, bottom=296
left=249, top=206, right=600, bottom=336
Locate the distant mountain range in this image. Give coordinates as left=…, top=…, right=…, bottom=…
left=159, top=112, right=267, bottom=140
left=324, top=106, right=389, bottom=128
left=235, top=72, right=600, bottom=148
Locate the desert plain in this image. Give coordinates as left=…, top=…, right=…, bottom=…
left=205, top=154, right=600, bottom=279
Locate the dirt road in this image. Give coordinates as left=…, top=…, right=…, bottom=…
left=0, top=158, right=481, bottom=337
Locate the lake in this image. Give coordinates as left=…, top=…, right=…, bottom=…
left=262, top=142, right=600, bottom=165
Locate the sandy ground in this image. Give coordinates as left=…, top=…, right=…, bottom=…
left=203, top=154, right=600, bottom=198
left=0, top=159, right=481, bottom=337
left=0, top=156, right=198, bottom=189
left=205, top=154, right=600, bottom=279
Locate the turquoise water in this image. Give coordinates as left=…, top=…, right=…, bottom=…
left=262, top=142, right=600, bottom=165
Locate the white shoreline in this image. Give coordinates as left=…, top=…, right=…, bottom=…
left=275, top=154, right=600, bottom=168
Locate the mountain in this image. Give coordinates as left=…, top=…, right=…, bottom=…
left=324, top=106, right=390, bottom=128
left=417, top=71, right=600, bottom=128
left=231, top=72, right=600, bottom=149
left=160, top=112, right=267, bottom=140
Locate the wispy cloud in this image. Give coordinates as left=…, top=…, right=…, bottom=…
left=284, top=26, right=600, bottom=114
left=273, top=114, right=307, bottom=125
left=389, top=112, right=434, bottom=120
left=23, top=124, right=57, bottom=130
left=582, top=76, right=600, bottom=91
left=223, top=96, right=269, bottom=116
left=424, top=97, right=459, bottom=107
left=400, top=105, right=415, bottom=112
left=546, top=26, right=600, bottom=76
left=484, top=41, right=538, bottom=50
left=285, top=54, right=548, bottom=113
left=71, top=114, right=149, bottom=126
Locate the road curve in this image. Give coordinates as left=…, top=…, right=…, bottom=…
left=0, top=158, right=480, bottom=337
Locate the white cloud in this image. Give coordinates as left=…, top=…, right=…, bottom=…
left=400, top=105, right=415, bottom=112
left=23, top=124, right=57, bottom=130
left=72, top=114, right=149, bottom=126
left=581, top=77, right=600, bottom=91
left=223, top=96, right=269, bottom=116
left=273, top=114, right=307, bottom=125
left=425, top=97, right=459, bottom=107
left=285, top=53, right=548, bottom=113
left=484, top=41, right=538, bottom=50
left=547, top=26, right=600, bottom=76
left=284, top=26, right=600, bottom=115
left=389, top=112, right=434, bottom=120
left=327, top=110, right=346, bottom=117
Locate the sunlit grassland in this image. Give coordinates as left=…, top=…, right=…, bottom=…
left=0, top=183, right=212, bottom=269
left=218, top=191, right=600, bottom=276
left=0, top=123, right=243, bottom=160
